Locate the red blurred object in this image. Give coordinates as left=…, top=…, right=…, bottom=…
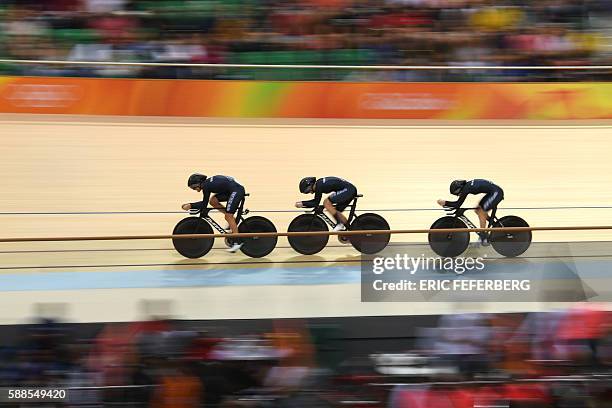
left=186, top=336, right=224, bottom=361
left=393, top=387, right=476, bottom=408
left=44, top=0, right=82, bottom=11
left=89, top=15, right=139, bottom=44
left=304, top=0, right=352, bottom=8
left=557, top=307, right=610, bottom=341
left=503, top=383, right=552, bottom=404
left=369, top=13, right=432, bottom=28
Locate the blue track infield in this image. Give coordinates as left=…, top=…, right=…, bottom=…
left=1, top=257, right=611, bottom=295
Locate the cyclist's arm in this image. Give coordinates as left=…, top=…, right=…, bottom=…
left=189, top=200, right=204, bottom=210
left=444, top=191, right=468, bottom=208
left=190, top=189, right=211, bottom=210
left=301, top=191, right=322, bottom=208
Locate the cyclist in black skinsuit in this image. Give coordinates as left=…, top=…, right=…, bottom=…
left=438, top=179, right=504, bottom=246
left=296, top=176, right=357, bottom=231
left=182, top=173, right=245, bottom=252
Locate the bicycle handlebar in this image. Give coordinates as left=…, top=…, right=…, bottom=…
left=443, top=206, right=457, bottom=214
left=189, top=208, right=212, bottom=217
left=299, top=206, right=325, bottom=214
left=443, top=207, right=470, bottom=217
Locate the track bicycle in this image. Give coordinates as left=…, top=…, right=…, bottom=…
left=428, top=207, right=531, bottom=257
left=287, top=194, right=390, bottom=255
left=172, top=193, right=277, bottom=258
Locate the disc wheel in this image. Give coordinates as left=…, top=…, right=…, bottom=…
left=238, top=216, right=278, bottom=258
left=428, top=216, right=469, bottom=257
left=349, top=213, right=390, bottom=254
left=172, top=217, right=214, bottom=258
left=490, top=215, right=532, bottom=257
left=287, top=214, right=329, bottom=255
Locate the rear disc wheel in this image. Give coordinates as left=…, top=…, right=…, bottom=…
left=490, top=215, right=531, bottom=257
left=238, top=216, right=278, bottom=258
left=349, top=213, right=390, bottom=254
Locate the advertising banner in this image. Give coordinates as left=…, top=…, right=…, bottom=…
left=0, top=77, right=610, bottom=119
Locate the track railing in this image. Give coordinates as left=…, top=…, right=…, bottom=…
left=0, top=225, right=611, bottom=243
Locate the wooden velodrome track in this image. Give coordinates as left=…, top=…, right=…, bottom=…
left=0, top=115, right=611, bottom=324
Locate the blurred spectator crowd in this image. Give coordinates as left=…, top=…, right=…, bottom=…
left=2, top=306, right=612, bottom=407
left=0, top=0, right=611, bottom=81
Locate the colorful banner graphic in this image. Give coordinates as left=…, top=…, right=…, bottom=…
left=0, top=77, right=611, bottom=119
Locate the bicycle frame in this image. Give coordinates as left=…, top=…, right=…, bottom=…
left=310, top=194, right=363, bottom=228
left=188, top=194, right=250, bottom=233
left=445, top=207, right=499, bottom=231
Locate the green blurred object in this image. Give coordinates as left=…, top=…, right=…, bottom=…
left=228, top=49, right=376, bottom=81
left=53, top=29, right=101, bottom=44
left=328, top=49, right=375, bottom=65
left=265, top=52, right=293, bottom=80
left=309, top=324, right=345, bottom=370
left=234, top=51, right=328, bottom=80
left=139, top=0, right=219, bottom=16
left=0, top=63, right=18, bottom=74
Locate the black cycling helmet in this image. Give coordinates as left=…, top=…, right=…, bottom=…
left=299, top=177, right=316, bottom=193
left=188, top=173, right=207, bottom=189
left=450, top=179, right=466, bottom=196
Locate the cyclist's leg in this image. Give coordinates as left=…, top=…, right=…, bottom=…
left=477, top=191, right=503, bottom=243
left=475, top=206, right=488, bottom=230
left=333, top=199, right=354, bottom=242
left=474, top=205, right=490, bottom=246
left=224, top=189, right=245, bottom=252
left=327, top=187, right=354, bottom=227
left=224, top=189, right=244, bottom=234
left=209, top=194, right=227, bottom=212
left=477, top=191, right=502, bottom=226
left=210, top=194, right=231, bottom=229
left=323, top=198, right=348, bottom=226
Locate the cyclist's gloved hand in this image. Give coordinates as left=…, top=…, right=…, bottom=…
left=295, top=201, right=304, bottom=208
left=436, top=199, right=446, bottom=207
